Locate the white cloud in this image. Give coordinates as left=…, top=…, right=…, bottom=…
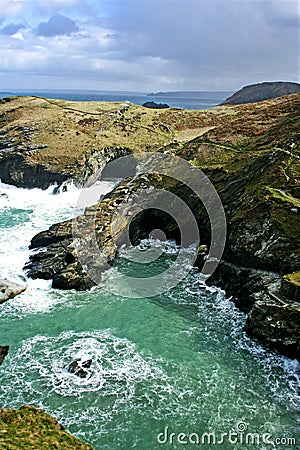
left=11, top=31, right=25, bottom=40
left=36, top=0, right=81, bottom=7
left=0, top=0, right=26, bottom=17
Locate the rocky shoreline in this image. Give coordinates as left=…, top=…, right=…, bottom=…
left=1, top=93, right=300, bottom=361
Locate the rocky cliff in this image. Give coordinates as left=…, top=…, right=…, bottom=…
left=1, top=94, right=300, bottom=360
left=222, top=81, right=300, bottom=105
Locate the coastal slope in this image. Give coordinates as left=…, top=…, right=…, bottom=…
left=221, top=81, right=300, bottom=105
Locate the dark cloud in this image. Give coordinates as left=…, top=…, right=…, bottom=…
left=1, top=23, right=26, bottom=36
left=36, top=14, right=79, bottom=36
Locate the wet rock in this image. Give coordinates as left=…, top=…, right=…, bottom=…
left=0, top=278, right=26, bottom=304
left=29, top=220, right=73, bottom=249
left=65, top=358, right=92, bottom=378
left=245, top=300, right=300, bottom=360
left=207, top=262, right=282, bottom=313
left=0, top=346, right=9, bottom=365
left=0, top=153, right=69, bottom=190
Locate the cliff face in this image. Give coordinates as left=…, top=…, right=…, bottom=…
left=222, top=81, right=300, bottom=105
left=1, top=94, right=300, bottom=359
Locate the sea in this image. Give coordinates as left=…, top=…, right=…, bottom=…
left=0, top=90, right=232, bottom=110
left=0, top=180, right=299, bottom=449
left=0, top=91, right=299, bottom=449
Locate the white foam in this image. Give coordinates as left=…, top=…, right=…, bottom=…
left=0, top=179, right=115, bottom=314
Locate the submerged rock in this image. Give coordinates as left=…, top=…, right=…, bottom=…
left=0, top=278, right=26, bottom=304
left=65, top=358, right=93, bottom=378
left=0, top=345, right=9, bottom=366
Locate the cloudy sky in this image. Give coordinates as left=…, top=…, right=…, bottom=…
left=0, top=0, right=299, bottom=92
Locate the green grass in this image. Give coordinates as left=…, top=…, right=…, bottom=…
left=266, top=187, right=300, bottom=207
left=0, top=406, right=94, bottom=449
left=284, top=271, right=300, bottom=287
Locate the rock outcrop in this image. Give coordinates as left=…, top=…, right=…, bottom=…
left=222, top=81, right=300, bottom=105
left=0, top=278, right=26, bottom=304
left=245, top=300, right=300, bottom=360
left=142, top=101, right=170, bottom=109
left=0, top=405, right=94, bottom=449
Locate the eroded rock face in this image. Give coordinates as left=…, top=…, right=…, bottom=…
left=0, top=278, right=26, bottom=304
left=24, top=171, right=188, bottom=290
left=207, top=262, right=282, bottom=313
left=245, top=301, right=300, bottom=360
left=0, top=346, right=9, bottom=366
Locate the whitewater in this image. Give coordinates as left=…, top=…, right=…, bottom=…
left=0, top=180, right=299, bottom=449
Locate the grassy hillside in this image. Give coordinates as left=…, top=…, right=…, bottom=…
left=0, top=406, right=94, bottom=449
left=1, top=93, right=299, bottom=181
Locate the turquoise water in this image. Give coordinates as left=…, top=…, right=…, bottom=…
left=0, top=181, right=299, bottom=449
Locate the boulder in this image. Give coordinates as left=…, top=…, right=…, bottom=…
left=0, top=278, right=26, bottom=304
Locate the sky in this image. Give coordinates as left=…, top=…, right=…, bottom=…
left=0, top=0, right=299, bottom=92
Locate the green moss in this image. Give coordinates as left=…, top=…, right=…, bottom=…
left=266, top=187, right=300, bottom=207
left=284, top=272, right=300, bottom=287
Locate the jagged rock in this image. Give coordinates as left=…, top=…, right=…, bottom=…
left=207, top=262, right=282, bottom=313
left=280, top=276, right=300, bottom=302
left=0, top=346, right=9, bottom=365
left=0, top=278, right=26, bottom=304
left=245, top=301, right=300, bottom=360
left=65, top=358, right=92, bottom=378
left=0, top=153, right=69, bottom=190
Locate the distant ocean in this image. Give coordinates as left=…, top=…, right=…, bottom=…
left=0, top=90, right=232, bottom=110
